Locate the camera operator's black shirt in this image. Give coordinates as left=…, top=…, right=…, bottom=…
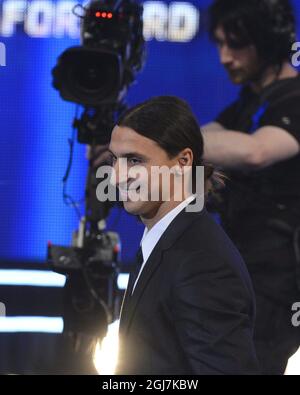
left=214, top=75, right=300, bottom=255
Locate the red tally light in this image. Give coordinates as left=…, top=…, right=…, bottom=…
left=95, top=11, right=101, bottom=17
left=107, top=13, right=113, bottom=19
left=102, top=12, right=107, bottom=18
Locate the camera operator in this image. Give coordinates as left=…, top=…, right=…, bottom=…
left=202, top=0, right=300, bottom=375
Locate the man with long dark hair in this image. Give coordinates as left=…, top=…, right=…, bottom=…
left=203, top=0, right=300, bottom=374
left=108, top=95, right=259, bottom=375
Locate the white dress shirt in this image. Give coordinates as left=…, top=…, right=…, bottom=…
left=132, top=195, right=196, bottom=294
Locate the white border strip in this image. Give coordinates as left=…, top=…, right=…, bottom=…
left=0, top=270, right=129, bottom=289
left=0, top=317, right=64, bottom=333
left=0, top=270, right=66, bottom=287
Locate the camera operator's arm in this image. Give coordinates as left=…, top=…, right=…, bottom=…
left=202, top=122, right=225, bottom=132
left=202, top=126, right=300, bottom=170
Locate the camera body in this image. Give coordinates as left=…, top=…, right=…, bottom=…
left=52, top=0, right=144, bottom=108
left=48, top=230, right=121, bottom=336
left=52, top=0, right=145, bottom=145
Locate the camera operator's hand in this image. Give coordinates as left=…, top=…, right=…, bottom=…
left=86, top=144, right=111, bottom=168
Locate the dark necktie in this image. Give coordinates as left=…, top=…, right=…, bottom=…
left=129, top=246, right=144, bottom=295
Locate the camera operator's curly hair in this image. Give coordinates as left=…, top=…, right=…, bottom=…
left=208, top=0, right=297, bottom=67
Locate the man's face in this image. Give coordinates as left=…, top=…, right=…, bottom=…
left=109, top=125, right=179, bottom=218
left=214, top=26, right=262, bottom=85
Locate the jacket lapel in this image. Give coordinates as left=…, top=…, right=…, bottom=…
left=119, top=246, right=162, bottom=334
left=119, top=205, right=206, bottom=335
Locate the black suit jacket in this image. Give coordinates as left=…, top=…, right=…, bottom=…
left=117, top=205, right=260, bottom=375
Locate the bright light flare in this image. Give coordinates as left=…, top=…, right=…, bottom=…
left=93, top=320, right=120, bottom=375
left=285, top=347, right=300, bottom=375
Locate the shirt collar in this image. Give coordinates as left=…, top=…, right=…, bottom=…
left=140, top=195, right=196, bottom=263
